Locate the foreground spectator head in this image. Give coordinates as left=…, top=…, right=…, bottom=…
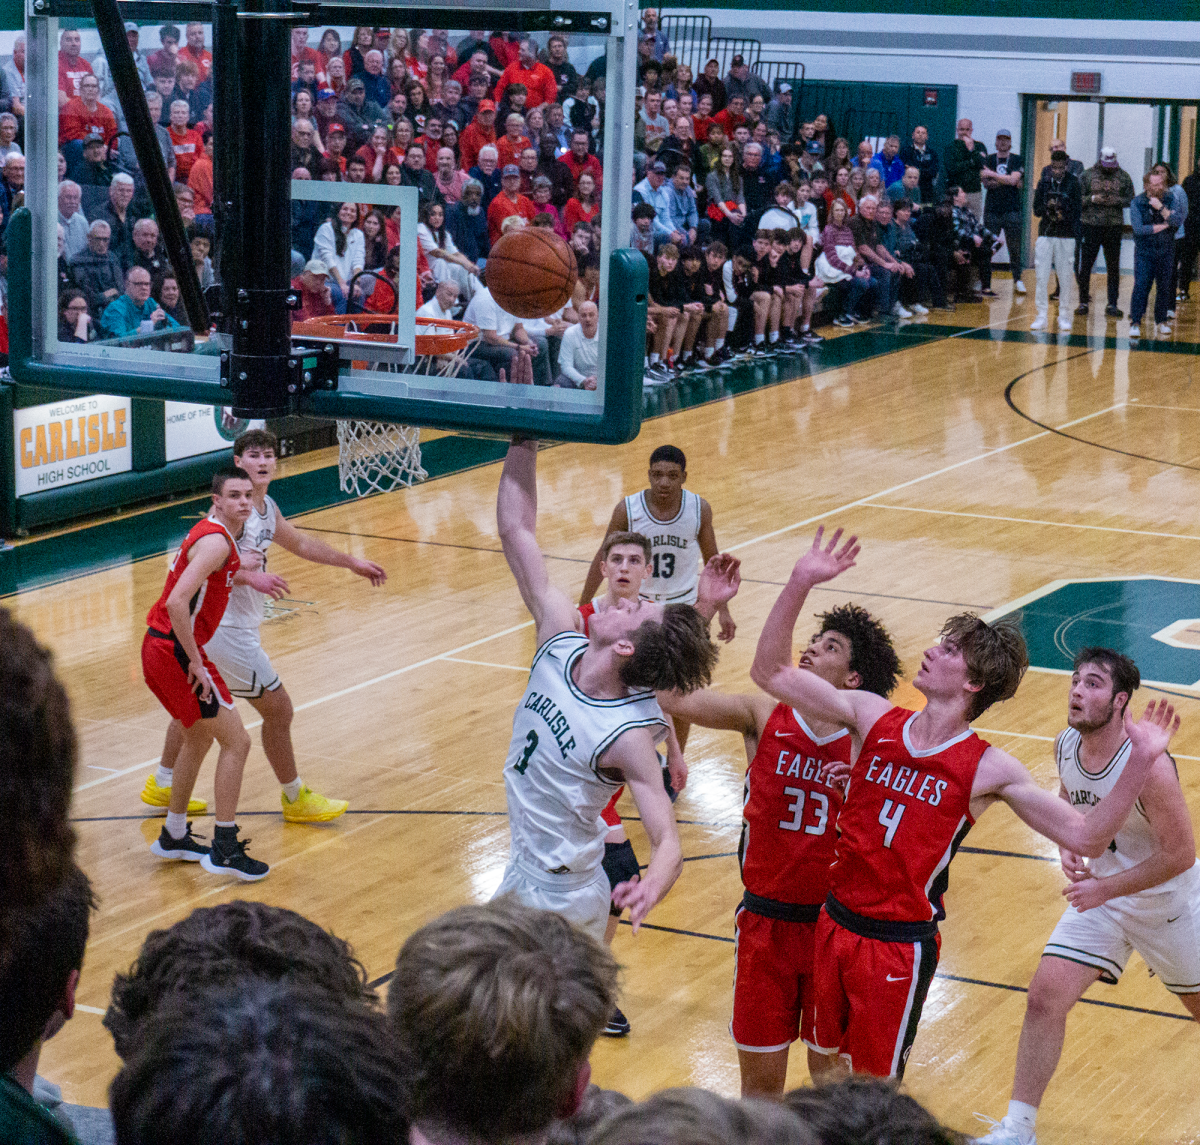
left=132, top=217, right=160, bottom=256
left=591, top=1089, right=817, bottom=1145
left=58, top=179, right=83, bottom=217
left=104, top=899, right=374, bottom=1060
left=110, top=981, right=409, bottom=1145
left=461, top=179, right=484, bottom=210
left=578, top=299, right=599, bottom=337
left=784, top=1075, right=967, bottom=1144
left=387, top=898, right=617, bottom=1145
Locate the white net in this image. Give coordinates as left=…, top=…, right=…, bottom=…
left=336, top=420, right=427, bottom=496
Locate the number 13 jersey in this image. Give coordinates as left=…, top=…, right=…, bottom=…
left=625, top=489, right=702, bottom=603
left=829, top=706, right=989, bottom=923
left=504, top=631, right=668, bottom=876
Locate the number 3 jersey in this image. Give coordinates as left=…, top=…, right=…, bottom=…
left=740, top=703, right=850, bottom=910
left=625, top=489, right=702, bottom=603
left=504, top=631, right=668, bottom=875
left=829, top=706, right=989, bottom=924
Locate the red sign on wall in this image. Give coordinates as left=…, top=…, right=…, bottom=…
left=924, top=88, right=938, bottom=106
left=1071, top=72, right=1102, bottom=94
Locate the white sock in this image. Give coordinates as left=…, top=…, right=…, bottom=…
left=800, top=324, right=810, bottom=332
left=282, top=778, right=304, bottom=802
left=716, top=337, right=725, bottom=348
left=769, top=330, right=779, bottom=343
left=703, top=346, right=714, bottom=358
left=215, top=820, right=236, bottom=829
left=1006, top=1100, right=1038, bottom=1131
left=165, top=811, right=188, bottom=839
left=650, top=352, right=660, bottom=364
left=754, top=333, right=765, bottom=344
left=727, top=311, right=737, bottom=331
left=154, top=764, right=173, bottom=787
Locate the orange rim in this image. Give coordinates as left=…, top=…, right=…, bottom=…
left=292, top=314, right=479, bottom=356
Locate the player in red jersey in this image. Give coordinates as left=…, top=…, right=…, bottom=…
left=140, top=467, right=268, bottom=881
left=751, top=526, right=1182, bottom=1081
left=663, top=602, right=901, bottom=1097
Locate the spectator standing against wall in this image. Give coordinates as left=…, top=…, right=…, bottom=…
left=899, top=124, right=939, bottom=202
left=4, top=34, right=26, bottom=124
left=982, top=128, right=1026, bottom=294
left=1031, top=149, right=1083, bottom=331
left=1128, top=169, right=1183, bottom=338
left=724, top=55, right=769, bottom=106
left=1177, top=163, right=1200, bottom=302
left=870, top=136, right=905, bottom=186
left=1076, top=146, right=1134, bottom=317
left=944, top=118, right=987, bottom=217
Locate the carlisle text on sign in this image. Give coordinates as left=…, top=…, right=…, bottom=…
left=14, top=395, right=133, bottom=496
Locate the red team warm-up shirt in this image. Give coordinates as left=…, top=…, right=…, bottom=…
left=145, top=518, right=240, bottom=645
left=829, top=705, right=987, bottom=923
left=740, top=703, right=850, bottom=907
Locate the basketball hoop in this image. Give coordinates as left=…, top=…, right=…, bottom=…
left=292, top=313, right=479, bottom=497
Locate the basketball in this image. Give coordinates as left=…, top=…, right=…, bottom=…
left=485, top=228, right=579, bottom=319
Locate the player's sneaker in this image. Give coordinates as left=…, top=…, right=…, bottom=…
left=282, top=784, right=349, bottom=823
left=1157, top=323, right=1173, bottom=335
left=141, top=774, right=208, bottom=815
left=201, top=831, right=269, bottom=881
left=1030, top=316, right=1047, bottom=331
left=909, top=303, right=930, bottom=314
left=1128, top=324, right=1140, bottom=338
left=150, top=822, right=209, bottom=862
left=972, top=1115, right=1036, bottom=1145
left=603, top=1006, right=631, bottom=1037
left=802, top=329, right=825, bottom=344
left=1014, top=280, right=1027, bottom=293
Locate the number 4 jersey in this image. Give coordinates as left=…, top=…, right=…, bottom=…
left=829, top=706, right=989, bottom=924
left=504, top=631, right=668, bottom=876
left=740, top=704, right=850, bottom=913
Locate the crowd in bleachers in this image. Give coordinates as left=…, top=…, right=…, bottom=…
left=11, top=9, right=1200, bottom=375
left=1, top=607, right=971, bottom=1145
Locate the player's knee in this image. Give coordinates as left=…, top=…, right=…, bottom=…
left=1025, top=966, right=1078, bottom=1020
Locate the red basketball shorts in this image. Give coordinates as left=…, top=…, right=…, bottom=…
left=142, top=631, right=233, bottom=728
left=731, top=905, right=818, bottom=1052
left=601, top=785, right=624, bottom=828
left=811, top=908, right=940, bottom=1079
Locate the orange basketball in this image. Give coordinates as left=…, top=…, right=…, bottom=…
left=486, top=228, right=579, bottom=319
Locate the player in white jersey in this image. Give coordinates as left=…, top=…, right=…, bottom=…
left=495, top=437, right=723, bottom=941
left=142, top=429, right=387, bottom=824
left=977, top=647, right=1200, bottom=1145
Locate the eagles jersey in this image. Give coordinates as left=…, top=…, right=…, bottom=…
left=218, top=494, right=279, bottom=629
left=624, top=489, right=702, bottom=603
left=1056, top=726, right=1194, bottom=891
left=504, top=631, right=668, bottom=875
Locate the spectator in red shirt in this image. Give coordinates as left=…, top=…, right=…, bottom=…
left=458, top=99, right=498, bottom=171
left=188, top=131, right=214, bottom=218
left=487, top=165, right=537, bottom=244
left=494, top=39, right=558, bottom=109
left=490, top=32, right=522, bottom=70
left=496, top=114, right=532, bottom=170
left=354, top=125, right=399, bottom=183
left=57, top=28, right=94, bottom=108
left=452, top=49, right=493, bottom=94
left=559, top=129, right=603, bottom=194
left=417, top=114, right=448, bottom=173
left=167, top=99, right=205, bottom=180
left=290, top=26, right=323, bottom=83
left=291, top=259, right=335, bottom=320
left=59, top=73, right=117, bottom=145
left=516, top=146, right=540, bottom=194
left=146, top=24, right=181, bottom=79
left=563, top=171, right=599, bottom=233
left=178, top=23, right=212, bottom=81
left=713, top=94, right=746, bottom=140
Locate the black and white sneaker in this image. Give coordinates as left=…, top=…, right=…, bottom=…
left=802, top=329, right=825, bottom=344
left=150, top=823, right=209, bottom=862
left=603, top=1006, right=632, bottom=1037
left=201, top=830, right=270, bottom=881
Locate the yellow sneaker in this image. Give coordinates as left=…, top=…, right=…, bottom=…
left=281, top=784, right=348, bottom=823
left=141, top=774, right=208, bottom=816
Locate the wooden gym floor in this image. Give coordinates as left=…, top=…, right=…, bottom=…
left=6, top=271, right=1200, bottom=1144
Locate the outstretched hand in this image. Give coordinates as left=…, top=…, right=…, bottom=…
left=611, top=874, right=654, bottom=933
left=350, top=557, right=387, bottom=587
left=697, top=553, right=741, bottom=608
left=242, top=570, right=290, bottom=600
left=1123, top=697, right=1180, bottom=761
left=793, top=525, right=859, bottom=586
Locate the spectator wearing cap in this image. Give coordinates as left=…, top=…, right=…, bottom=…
left=70, top=219, right=124, bottom=316
left=870, top=135, right=905, bottom=187
left=459, top=98, right=498, bottom=171
left=633, top=159, right=672, bottom=234
left=899, top=124, right=939, bottom=202
left=765, top=83, right=793, bottom=138
left=336, top=77, right=386, bottom=149
left=496, top=113, right=532, bottom=171
left=321, top=119, right=348, bottom=174
left=146, top=24, right=181, bottom=79
left=1076, top=145, right=1134, bottom=316
left=981, top=128, right=1026, bottom=295
left=797, top=139, right=824, bottom=181
left=495, top=39, right=558, bottom=110
left=694, top=58, right=727, bottom=115
left=724, top=55, right=769, bottom=106
left=487, top=165, right=537, bottom=245
left=291, top=259, right=335, bottom=320
left=1031, top=148, right=1083, bottom=330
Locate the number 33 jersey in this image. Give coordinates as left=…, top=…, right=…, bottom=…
left=740, top=703, right=850, bottom=907
left=829, top=706, right=989, bottom=924
left=625, top=489, right=702, bottom=603
left=504, top=631, right=668, bottom=876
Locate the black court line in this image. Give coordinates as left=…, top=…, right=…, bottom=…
left=741, top=577, right=994, bottom=611
left=1005, top=352, right=1200, bottom=473
left=683, top=852, right=738, bottom=862
left=619, top=918, right=736, bottom=943
left=958, top=845, right=1058, bottom=863
left=368, top=970, right=395, bottom=989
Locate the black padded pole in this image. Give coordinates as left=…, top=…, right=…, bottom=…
left=89, top=0, right=209, bottom=333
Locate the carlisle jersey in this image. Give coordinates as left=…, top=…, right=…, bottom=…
left=1056, top=727, right=1195, bottom=891
left=625, top=489, right=702, bottom=604
left=829, top=706, right=988, bottom=924
left=219, top=494, right=279, bottom=629
left=145, top=518, right=240, bottom=646
left=740, top=704, right=849, bottom=908
left=504, top=631, right=668, bottom=875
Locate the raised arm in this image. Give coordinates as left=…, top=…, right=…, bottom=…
left=274, top=513, right=386, bottom=586
left=750, top=526, right=889, bottom=734
left=497, top=438, right=577, bottom=642
left=975, top=699, right=1181, bottom=857
left=698, top=499, right=735, bottom=642
left=604, top=725, right=683, bottom=931
left=579, top=499, right=630, bottom=605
